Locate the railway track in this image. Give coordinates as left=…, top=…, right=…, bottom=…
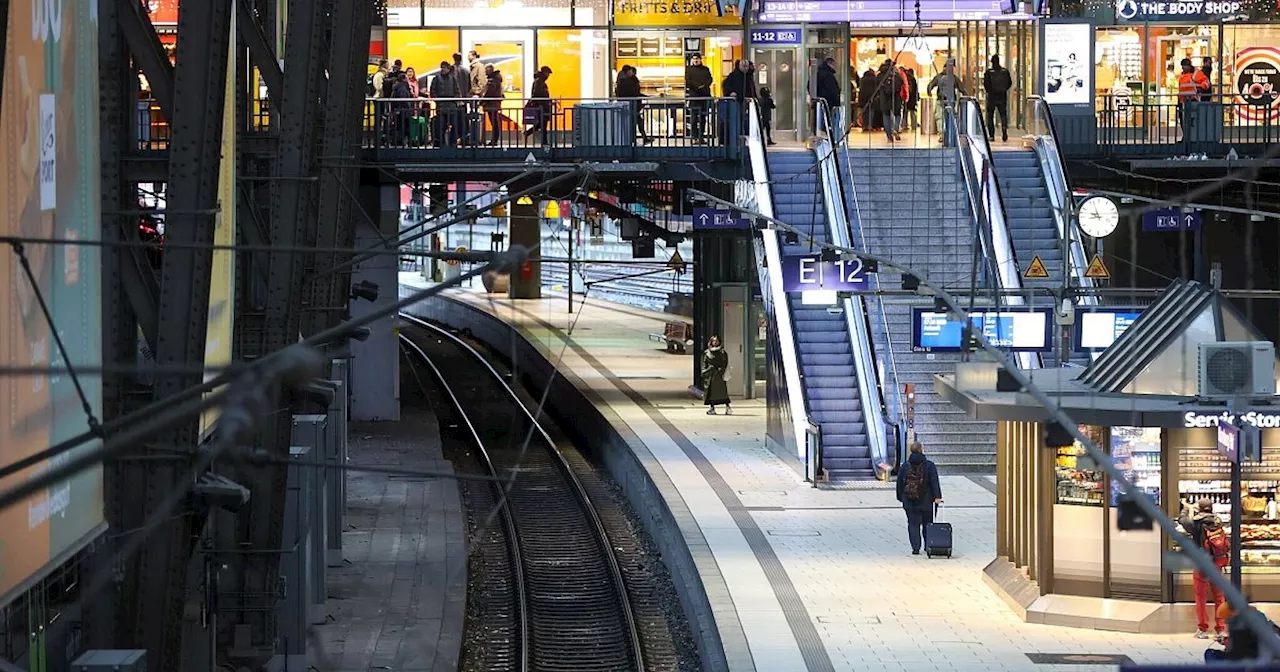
left=399, top=317, right=647, bottom=672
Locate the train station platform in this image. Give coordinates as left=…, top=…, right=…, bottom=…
left=399, top=273, right=1211, bottom=672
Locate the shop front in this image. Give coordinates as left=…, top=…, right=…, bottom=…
left=750, top=2, right=1038, bottom=138
left=938, top=280, right=1280, bottom=630
left=1051, top=2, right=1280, bottom=143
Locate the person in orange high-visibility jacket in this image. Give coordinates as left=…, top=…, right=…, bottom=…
left=1177, top=58, right=1210, bottom=103
left=1176, top=58, right=1209, bottom=134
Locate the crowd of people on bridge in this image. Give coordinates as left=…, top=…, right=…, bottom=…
left=367, top=51, right=1019, bottom=148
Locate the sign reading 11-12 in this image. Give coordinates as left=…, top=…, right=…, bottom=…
left=781, top=254, right=868, bottom=292
left=750, top=28, right=801, bottom=44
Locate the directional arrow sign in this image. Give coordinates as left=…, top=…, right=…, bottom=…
left=1142, top=208, right=1202, bottom=232
left=692, top=207, right=751, bottom=231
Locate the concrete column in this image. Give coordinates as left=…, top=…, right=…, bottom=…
left=508, top=199, right=542, bottom=299
left=348, top=183, right=401, bottom=421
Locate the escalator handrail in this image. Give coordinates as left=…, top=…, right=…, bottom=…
left=955, top=97, right=1039, bottom=370
left=747, top=99, right=817, bottom=463
left=835, top=112, right=905, bottom=431
left=815, top=101, right=889, bottom=472
left=1029, top=95, right=1098, bottom=308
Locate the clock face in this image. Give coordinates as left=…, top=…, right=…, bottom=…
left=1078, top=196, right=1119, bottom=238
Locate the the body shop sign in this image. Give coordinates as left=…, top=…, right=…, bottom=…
left=1185, top=411, right=1280, bottom=429
left=1115, top=0, right=1242, bottom=20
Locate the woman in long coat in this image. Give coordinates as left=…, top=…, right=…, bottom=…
left=701, top=335, right=732, bottom=415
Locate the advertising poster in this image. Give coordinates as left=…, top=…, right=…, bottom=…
left=1042, top=22, right=1092, bottom=105
left=202, top=2, right=238, bottom=438
left=1234, top=47, right=1280, bottom=124
left=0, top=2, right=105, bottom=602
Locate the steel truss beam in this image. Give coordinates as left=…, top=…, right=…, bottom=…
left=139, top=1, right=235, bottom=669
left=236, top=0, right=283, bottom=104
left=92, top=0, right=142, bottom=652
left=116, top=0, right=175, bottom=120
left=221, top=0, right=335, bottom=660
left=304, top=0, right=372, bottom=337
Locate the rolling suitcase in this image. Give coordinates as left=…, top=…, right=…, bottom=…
left=925, top=504, right=952, bottom=558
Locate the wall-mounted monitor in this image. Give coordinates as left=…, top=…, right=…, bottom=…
left=1074, top=308, right=1143, bottom=352
left=912, top=308, right=1054, bottom=353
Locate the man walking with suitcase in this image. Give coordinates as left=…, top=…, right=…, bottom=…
left=897, top=442, right=943, bottom=555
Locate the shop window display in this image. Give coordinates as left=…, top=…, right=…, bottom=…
left=612, top=31, right=741, bottom=97
left=1178, top=429, right=1280, bottom=572
left=1056, top=424, right=1106, bottom=506
left=1111, top=426, right=1161, bottom=506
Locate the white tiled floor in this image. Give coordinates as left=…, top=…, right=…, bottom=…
left=403, top=279, right=1214, bottom=671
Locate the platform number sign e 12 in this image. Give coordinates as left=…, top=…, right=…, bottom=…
left=780, top=254, right=868, bottom=292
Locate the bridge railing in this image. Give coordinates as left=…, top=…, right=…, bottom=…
left=1055, top=92, right=1278, bottom=157
left=360, top=96, right=742, bottom=160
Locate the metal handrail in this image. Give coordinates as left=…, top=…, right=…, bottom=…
left=836, top=116, right=904, bottom=430
left=746, top=99, right=817, bottom=466
left=1029, top=95, right=1097, bottom=309
left=815, top=101, right=890, bottom=474
left=955, top=97, right=1038, bottom=370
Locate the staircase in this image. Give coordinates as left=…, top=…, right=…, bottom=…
left=992, top=150, right=1061, bottom=295
left=838, top=148, right=996, bottom=473
left=769, top=150, right=874, bottom=480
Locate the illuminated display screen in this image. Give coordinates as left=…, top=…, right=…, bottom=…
left=911, top=308, right=1053, bottom=352
left=1074, top=309, right=1143, bottom=351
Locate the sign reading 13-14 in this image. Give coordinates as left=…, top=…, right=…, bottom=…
left=781, top=254, right=868, bottom=292
left=1116, top=0, right=1242, bottom=21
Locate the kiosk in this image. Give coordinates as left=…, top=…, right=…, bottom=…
left=937, top=279, right=1280, bottom=632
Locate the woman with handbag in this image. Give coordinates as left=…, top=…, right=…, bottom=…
left=523, top=66, right=554, bottom=145
left=701, top=336, right=732, bottom=415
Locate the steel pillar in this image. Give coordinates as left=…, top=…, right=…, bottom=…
left=508, top=199, right=543, bottom=299
left=92, top=0, right=138, bottom=651
left=222, top=0, right=334, bottom=662
left=140, top=1, right=234, bottom=668
left=348, top=184, right=401, bottom=421
left=303, top=0, right=371, bottom=339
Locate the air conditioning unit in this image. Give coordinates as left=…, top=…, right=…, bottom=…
left=1197, top=341, right=1276, bottom=398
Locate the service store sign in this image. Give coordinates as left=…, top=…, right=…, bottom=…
left=1185, top=411, right=1280, bottom=429
left=1115, top=0, right=1243, bottom=20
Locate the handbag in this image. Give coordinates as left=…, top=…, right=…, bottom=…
left=522, top=101, right=541, bottom=126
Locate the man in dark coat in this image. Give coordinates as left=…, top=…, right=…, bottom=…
left=685, top=53, right=714, bottom=141
left=814, top=57, right=841, bottom=134
left=983, top=54, right=1013, bottom=142
left=615, top=65, right=650, bottom=144
left=896, top=442, right=943, bottom=555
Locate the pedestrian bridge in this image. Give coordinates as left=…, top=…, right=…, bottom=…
left=358, top=97, right=743, bottom=171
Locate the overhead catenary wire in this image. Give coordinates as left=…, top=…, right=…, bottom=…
left=0, top=249, right=526, bottom=495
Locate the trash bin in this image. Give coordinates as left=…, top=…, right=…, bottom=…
left=572, top=102, right=632, bottom=147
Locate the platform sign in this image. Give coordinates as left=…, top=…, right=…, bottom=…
left=1074, top=308, right=1143, bottom=351
left=750, top=28, right=802, bottom=44
left=780, top=254, right=869, bottom=292
left=1142, top=208, right=1201, bottom=232
left=1218, top=421, right=1240, bottom=464
left=912, top=308, right=1054, bottom=352
left=692, top=208, right=751, bottom=231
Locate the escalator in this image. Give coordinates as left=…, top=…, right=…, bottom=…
left=767, top=151, right=875, bottom=479
left=992, top=150, right=1062, bottom=295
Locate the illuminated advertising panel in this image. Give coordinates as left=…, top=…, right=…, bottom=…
left=0, top=2, right=105, bottom=602
left=1074, top=308, right=1142, bottom=351
left=756, top=0, right=1003, bottom=22
left=1040, top=21, right=1093, bottom=106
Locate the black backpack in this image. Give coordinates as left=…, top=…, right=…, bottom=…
left=989, top=68, right=1013, bottom=95
left=904, top=462, right=926, bottom=501
left=366, top=73, right=376, bottom=97
left=382, top=75, right=396, bottom=98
